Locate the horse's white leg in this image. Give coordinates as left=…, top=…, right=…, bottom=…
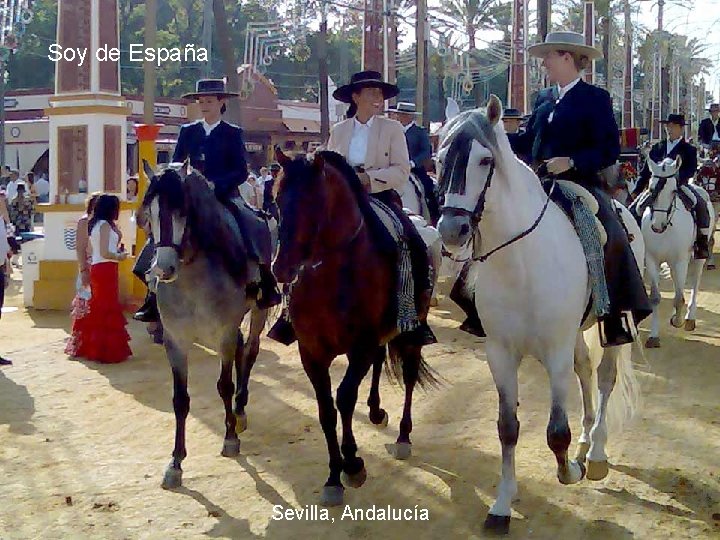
left=483, top=342, right=520, bottom=534
left=669, top=258, right=689, bottom=328
left=586, top=347, right=618, bottom=480
left=544, top=343, right=586, bottom=485
left=573, top=332, right=595, bottom=463
left=645, top=254, right=662, bottom=347
left=685, top=258, right=705, bottom=330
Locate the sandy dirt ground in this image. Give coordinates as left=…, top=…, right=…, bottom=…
left=0, top=263, right=719, bottom=540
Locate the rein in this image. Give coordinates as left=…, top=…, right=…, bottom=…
left=304, top=215, right=365, bottom=271
left=648, top=174, right=678, bottom=234
left=443, top=163, right=557, bottom=263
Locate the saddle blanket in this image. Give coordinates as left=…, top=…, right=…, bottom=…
left=368, top=198, right=421, bottom=334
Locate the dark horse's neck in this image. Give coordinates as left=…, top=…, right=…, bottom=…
left=314, top=163, right=368, bottom=254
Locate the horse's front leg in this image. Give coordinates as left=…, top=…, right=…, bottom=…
left=684, top=258, right=705, bottom=331
left=669, top=258, right=689, bottom=328
left=337, top=346, right=375, bottom=489
left=162, top=336, right=190, bottom=489
left=484, top=342, right=521, bottom=535
left=301, top=347, right=344, bottom=506
left=573, top=332, right=596, bottom=463
left=545, top=344, right=586, bottom=487
left=234, top=307, right=268, bottom=433
left=218, top=331, right=240, bottom=457
left=366, top=346, right=389, bottom=426
left=645, top=254, right=662, bottom=348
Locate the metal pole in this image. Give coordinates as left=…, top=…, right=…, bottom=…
left=622, top=0, right=633, bottom=128
left=416, top=0, right=428, bottom=127
left=319, top=0, right=329, bottom=141
left=0, top=63, right=5, bottom=170
left=382, top=0, right=388, bottom=81
left=202, top=0, right=213, bottom=77
left=143, top=0, right=157, bottom=124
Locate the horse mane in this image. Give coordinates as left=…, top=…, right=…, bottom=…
left=317, top=151, right=397, bottom=253
left=438, top=109, right=500, bottom=196
left=146, top=168, right=248, bottom=284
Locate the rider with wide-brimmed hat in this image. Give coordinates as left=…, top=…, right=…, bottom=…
left=133, top=79, right=282, bottom=323
left=268, top=70, right=436, bottom=346
left=387, top=101, right=440, bottom=225
left=631, top=113, right=710, bottom=259
left=699, top=103, right=720, bottom=147
left=506, top=31, right=652, bottom=347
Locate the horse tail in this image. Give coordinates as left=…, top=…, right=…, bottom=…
left=586, top=325, right=642, bottom=433
left=386, top=338, right=443, bottom=390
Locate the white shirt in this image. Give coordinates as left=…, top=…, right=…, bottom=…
left=35, top=177, right=50, bottom=197
left=0, top=218, right=9, bottom=263
left=403, top=121, right=415, bottom=133
left=239, top=181, right=258, bottom=208
left=5, top=180, right=16, bottom=201
left=348, top=116, right=375, bottom=167
left=667, top=138, right=682, bottom=155
left=202, top=118, right=221, bottom=136
left=712, top=118, right=720, bottom=141
left=90, top=220, right=120, bottom=265
left=548, top=77, right=582, bottom=122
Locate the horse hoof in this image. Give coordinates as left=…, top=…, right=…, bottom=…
left=684, top=319, right=696, bottom=331
left=483, top=513, right=511, bottom=535
left=645, top=337, right=661, bottom=348
left=670, top=316, right=683, bottom=328
left=558, top=460, right=585, bottom=485
left=161, top=466, right=183, bottom=490
left=586, top=460, right=610, bottom=481
left=221, top=438, right=241, bottom=457
left=574, top=441, right=591, bottom=463
left=341, top=467, right=367, bottom=489
left=320, top=485, right=344, bottom=507
left=386, top=442, right=412, bottom=460
left=369, top=409, right=389, bottom=427
left=235, top=412, right=248, bottom=434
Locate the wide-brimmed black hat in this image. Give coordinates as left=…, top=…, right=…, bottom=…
left=503, top=108, right=523, bottom=119
left=659, top=113, right=687, bottom=126
left=182, top=79, right=239, bottom=100
left=386, top=102, right=420, bottom=115
left=709, top=103, right=720, bottom=112
left=333, top=71, right=399, bottom=104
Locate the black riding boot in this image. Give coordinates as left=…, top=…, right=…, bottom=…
left=133, top=291, right=159, bottom=323
left=267, top=284, right=297, bottom=345
left=256, top=264, right=282, bottom=310
left=449, top=262, right=486, bottom=338
left=693, top=198, right=711, bottom=260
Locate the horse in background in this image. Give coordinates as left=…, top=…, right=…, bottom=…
left=273, top=148, right=439, bottom=507
left=437, top=96, right=642, bottom=534
left=640, top=156, right=716, bottom=348
left=138, top=162, right=268, bottom=489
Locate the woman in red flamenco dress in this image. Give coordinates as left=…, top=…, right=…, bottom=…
left=66, top=194, right=132, bottom=363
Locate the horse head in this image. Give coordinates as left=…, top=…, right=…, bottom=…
left=436, top=94, right=503, bottom=253
left=272, top=147, right=327, bottom=283
left=646, top=156, right=681, bottom=234
left=139, top=160, right=190, bottom=282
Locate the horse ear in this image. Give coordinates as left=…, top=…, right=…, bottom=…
left=275, top=146, right=291, bottom=168
left=445, top=97, right=460, bottom=121
left=486, top=94, right=502, bottom=125
left=674, top=155, right=683, bottom=170
left=142, top=159, right=156, bottom=183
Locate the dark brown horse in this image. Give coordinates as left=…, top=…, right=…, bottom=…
left=273, top=148, right=438, bottom=506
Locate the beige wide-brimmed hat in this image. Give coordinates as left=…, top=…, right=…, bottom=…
left=528, top=31, right=602, bottom=61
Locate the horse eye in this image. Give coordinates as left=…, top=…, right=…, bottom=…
left=479, top=157, right=493, bottom=167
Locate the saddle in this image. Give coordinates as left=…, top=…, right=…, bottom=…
left=548, top=180, right=608, bottom=247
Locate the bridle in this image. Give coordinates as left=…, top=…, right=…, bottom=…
left=442, top=158, right=556, bottom=263
left=153, top=194, right=186, bottom=254
left=648, top=173, right=678, bottom=234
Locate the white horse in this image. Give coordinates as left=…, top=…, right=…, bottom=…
left=640, top=157, right=716, bottom=348
left=437, top=96, right=642, bottom=534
